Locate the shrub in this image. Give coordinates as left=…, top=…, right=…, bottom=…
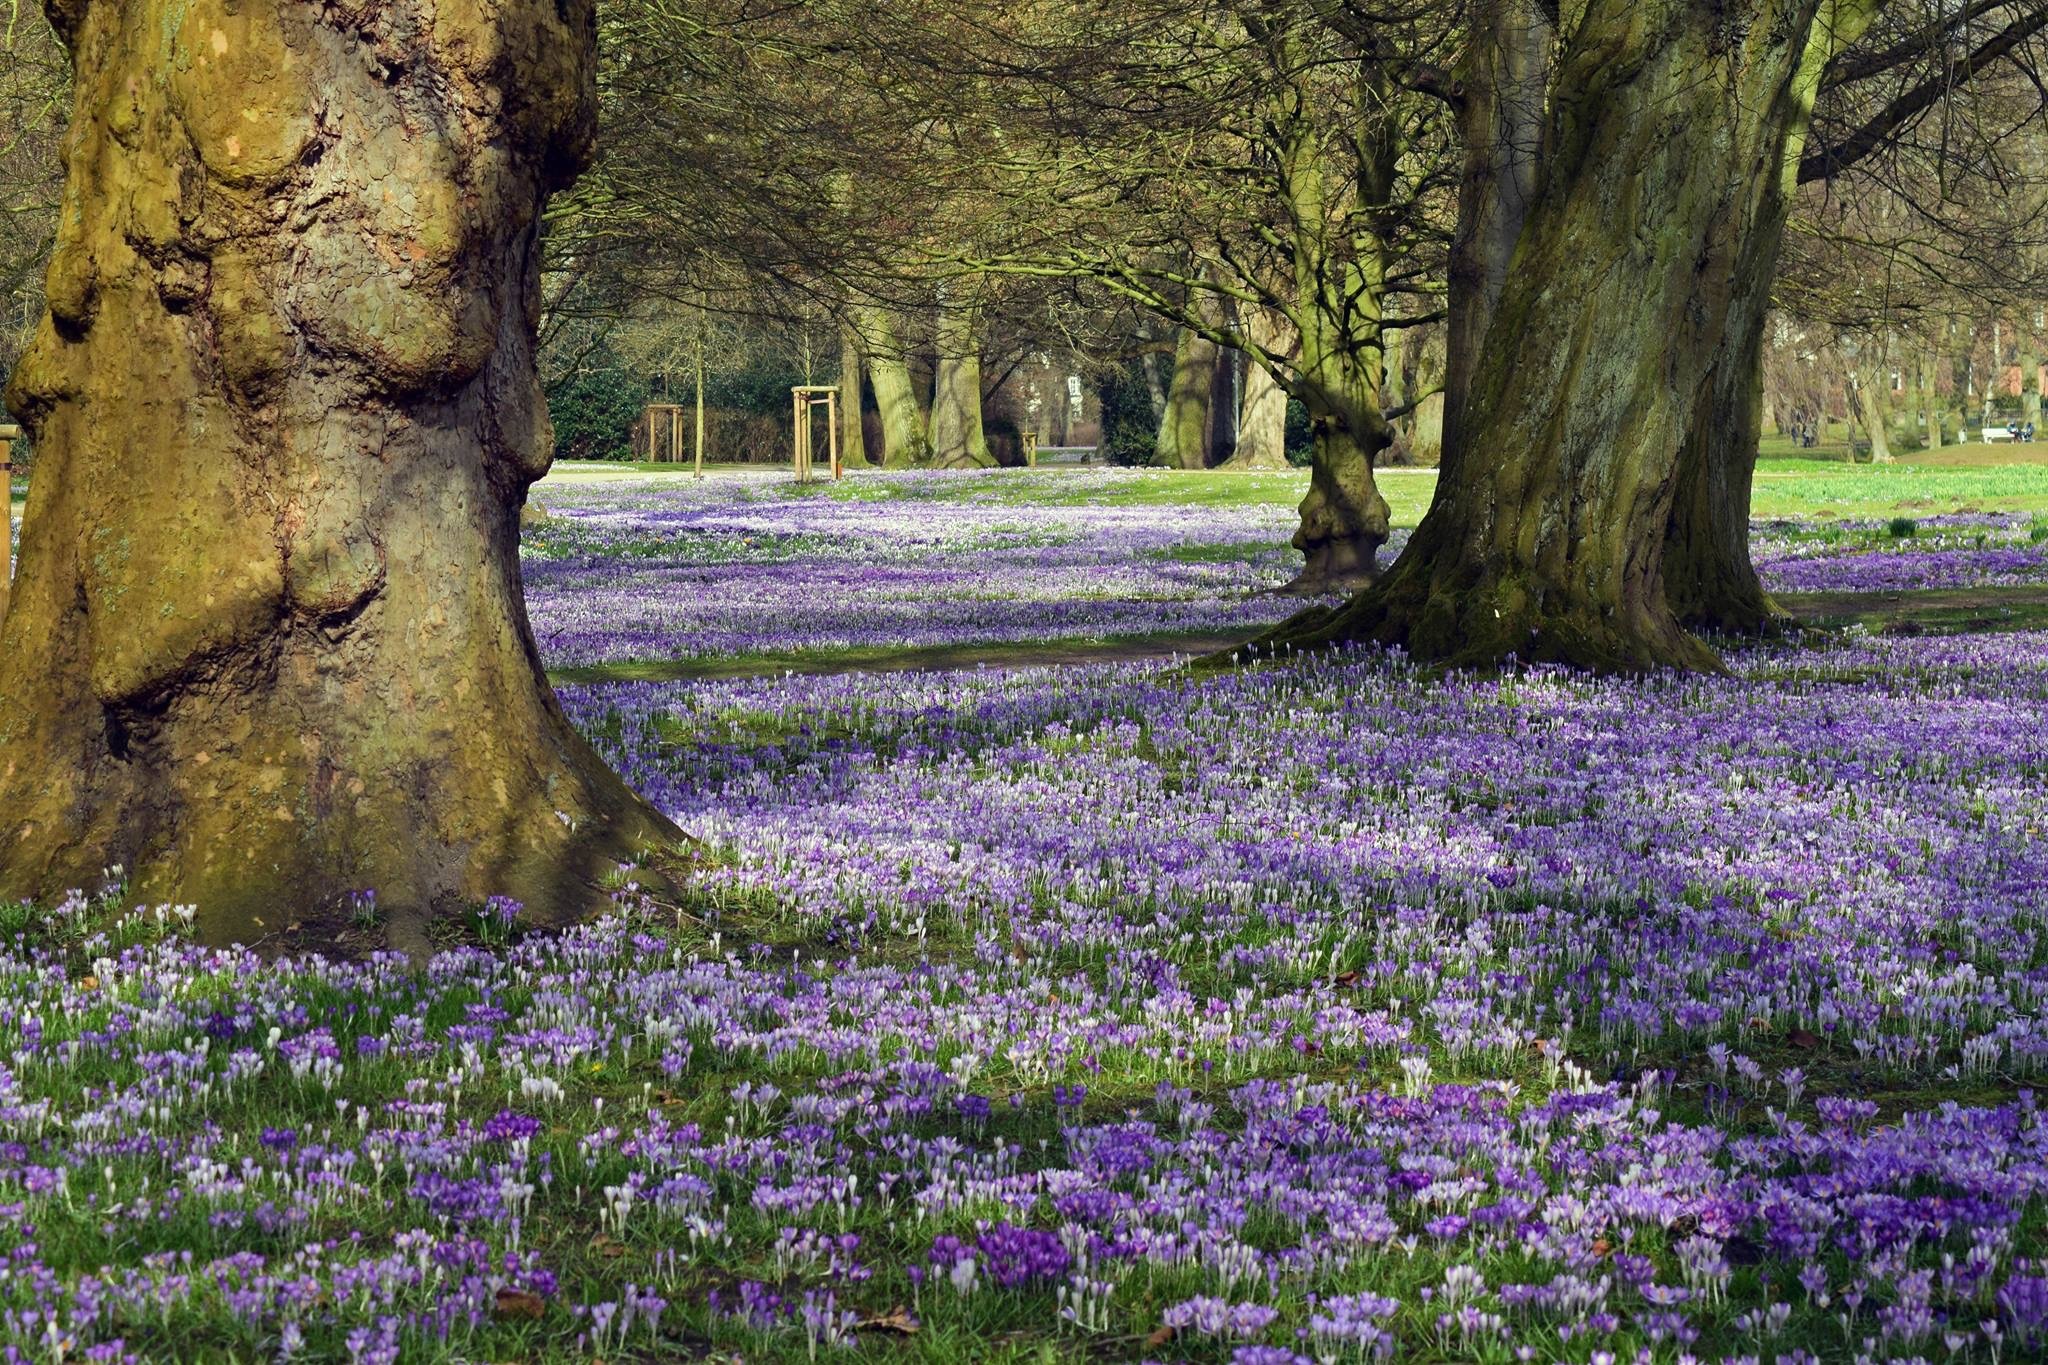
left=1887, top=516, right=1918, bottom=539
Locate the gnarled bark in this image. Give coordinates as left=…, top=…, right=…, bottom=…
left=1284, top=351, right=1391, bottom=594
left=0, top=0, right=679, bottom=945
left=1271, top=0, right=1839, bottom=672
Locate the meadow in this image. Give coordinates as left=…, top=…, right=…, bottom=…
left=3, top=458, right=2048, bottom=1362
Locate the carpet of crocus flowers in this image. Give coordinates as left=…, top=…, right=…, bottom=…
left=4, top=471, right=2048, bottom=1363
left=517, top=471, right=2048, bottom=670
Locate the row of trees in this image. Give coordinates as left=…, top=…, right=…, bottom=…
left=2, top=0, right=2046, bottom=938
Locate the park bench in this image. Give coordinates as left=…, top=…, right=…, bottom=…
left=1982, top=426, right=2017, bottom=442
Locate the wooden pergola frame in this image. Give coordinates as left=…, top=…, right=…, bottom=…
left=641, top=402, right=695, bottom=472
left=790, top=385, right=842, bottom=482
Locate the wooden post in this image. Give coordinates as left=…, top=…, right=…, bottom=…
left=827, top=390, right=841, bottom=480
left=694, top=346, right=706, bottom=479
left=1022, top=428, right=1038, bottom=467
left=0, top=423, right=16, bottom=628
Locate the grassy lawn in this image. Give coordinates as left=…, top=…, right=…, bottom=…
left=543, top=447, right=2048, bottom=525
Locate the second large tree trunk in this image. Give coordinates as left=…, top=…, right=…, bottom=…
left=0, top=0, right=679, bottom=946
left=1278, top=0, right=1832, bottom=671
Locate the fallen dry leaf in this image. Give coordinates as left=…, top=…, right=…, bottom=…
left=1146, top=1325, right=1176, bottom=1348
left=492, top=1287, right=544, bottom=1321
left=857, top=1307, right=918, bottom=1336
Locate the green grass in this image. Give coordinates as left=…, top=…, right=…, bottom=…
left=543, top=449, right=2048, bottom=525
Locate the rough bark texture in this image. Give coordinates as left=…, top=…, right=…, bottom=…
left=837, top=323, right=870, bottom=468
left=1225, top=309, right=1292, bottom=469
left=1284, top=356, right=1391, bottom=594
left=1442, top=0, right=1552, bottom=475
left=1155, top=326, right=1220, bottom=469
left=0, top=0, right=680, bottom=946
left=929, top=297, right=992, bottom=469
left=1661, top=3, right=1875, bottom=636
left=1274, top=0, right=1832, bottom=672
left=859, top=309, right=929, bottom=468
left=1664, top=292, right=1786, bottom=634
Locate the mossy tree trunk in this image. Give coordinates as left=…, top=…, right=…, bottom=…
left=837, top=322, right=870, bottom=468
left=858, top=308, right=929, bottom=467
left=1442, top=0, right=1552, bottom=474
left=929, top=293, right=992, bottom=469
left=1663, top=2, right=1875, bottom=636
left=1279, top=1, right=1837, bottom=672
left=0, top=0, right=679, bottom=945
left=1155, top=325, right=1220, bottom=469
left=1270, top=40, right=1395, bottom=595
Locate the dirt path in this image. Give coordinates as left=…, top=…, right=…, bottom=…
left=548, top=633, right=1257, bottom=686
left=1780, top=583, right=2048, bottom=634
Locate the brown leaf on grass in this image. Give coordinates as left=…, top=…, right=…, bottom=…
left=492, top=1287, right=545, bottom=1320
left=78, top=975, right=99, bottom=992
left=1591, top=1237, right=1613, bottom=1257
left=1331, top=970, right=1361, bottom=988
left=1146, top=1325, right=1176, bottom=1348
left=857, top=1307, right=918, bottom=1335
left=590, top=1234, right=626, bottom=1259
left=1788, top=1027, right=1823, bottom=1050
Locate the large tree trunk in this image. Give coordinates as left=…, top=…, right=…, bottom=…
left=1441, top=0, right=1552, bottom=475
left=929, top=296, right=992, bottom=468
left=1663, top=3, right=1875, bottom=635
left=837, top=322, right=870, bottom=468
left=1225, top=308, right=1293, bottom=469
left=1155, top=325, right=1220, bottom=469
left=859, top=309, right=930, bottom=467
left=1664, top=291, right=1786, bottom=633
left=0, top=0, right=679, bottom=946
left=1275, top=0, right=1834, bottom=672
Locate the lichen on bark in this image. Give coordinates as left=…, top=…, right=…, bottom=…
left=0, top=0, right=682, bottom=947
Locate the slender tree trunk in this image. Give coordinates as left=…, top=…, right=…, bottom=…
left=1854, top=368, right=1894, bottom=463
left=0, top=0, right=679, bottom=944
left=859, top=309, right=929, bottom=467
left=1155, top=325, right=1220, bottom=469
left=837, top=322, right=870, bottom=468
left=1275, top=0, right=1833, bottom=671
left=1924, top=347, right=1945, bottom=448
left=2026, top=351, right=2044, bottom=430
left=1442, top=0, right=1553, bottom=475
left=1228, top=309, right=1294, bottom=470
left=929, top=295, right=992, bottom=468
